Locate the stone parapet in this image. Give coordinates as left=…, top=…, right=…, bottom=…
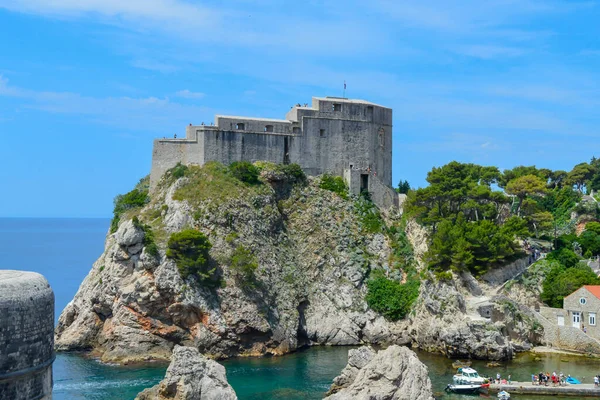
left=0, top=270, right=54, bottom=400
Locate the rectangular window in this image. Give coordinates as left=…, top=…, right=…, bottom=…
left=292, top=127, right=301, bottom=134
left=333, top=103, right=342, bottom=112
left=320, top=129, right=325, bottom=137
left=590, top=313, right=596, bottom=326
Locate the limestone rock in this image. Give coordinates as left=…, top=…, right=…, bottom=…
left=325, top=345, right=435, bottom=400
left=55, top=177, right=404, bottom=363
left=116, top=219, right=145, bottom=247
left=136, top=345, right=237, bottom=400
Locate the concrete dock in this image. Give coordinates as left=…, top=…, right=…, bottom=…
left=489, top=381, right=600, bottom=397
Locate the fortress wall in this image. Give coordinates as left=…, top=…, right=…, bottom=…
left=150, top=135, right=204, bottom=189
left=203, top=130, right=289, bottom=166
left=0, top=270, right=54, bottom=400
left=299, top=117, right=372, bottom=178
left=369, top=175, right=400, bottom=209
left=215, top=116, right=291, bottom=134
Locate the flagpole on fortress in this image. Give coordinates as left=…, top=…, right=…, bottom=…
left=343, top=81, right=346, bottom=98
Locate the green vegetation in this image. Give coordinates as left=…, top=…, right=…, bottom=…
left=355, top=196, right=384, bottom=233
left=171, top=162, right=189, bottom=179
left=173, top=162, right=270, bottom=207
left=406, top=162, right=523, bottom=276
left=229, top=245, right=259, bottom=288
left=253, top=161, right=307, bottom=183
left=110, top=182, right=150, bottom=233
left=166, top=229, right=215, bottom=283
left=541, top=249, right=600, bottom=307
left=396, top=179, right=411, bottom=194
left=132, top=216, right=159, bottom=258
left=229, top=161, right=260, bottom=184
left=365, top=270, right=420, bottom=321
left=319, top=174, right=348, bottom=199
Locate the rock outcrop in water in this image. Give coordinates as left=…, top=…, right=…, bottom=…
left=55, top=165, right=402, bottom=363
left=325, top=345, right=435, bottom=400
left=136, top=345, right=237, bottom=400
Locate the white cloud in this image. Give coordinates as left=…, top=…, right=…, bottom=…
left=0, top=75, right=213, bottom=132
left=175, top=89, right=205, bottom=99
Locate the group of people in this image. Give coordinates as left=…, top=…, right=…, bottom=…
left=495, top=373, right=511, bottom=384
left=532, top=371, right=564, bottom=386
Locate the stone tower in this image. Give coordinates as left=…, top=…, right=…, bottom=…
left=0, top=270, right=54, bottom=400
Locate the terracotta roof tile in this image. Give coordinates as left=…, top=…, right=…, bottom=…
left=583, top=285, right=600, bottom=300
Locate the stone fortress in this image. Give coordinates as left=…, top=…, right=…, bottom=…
left=150, top=96, right=399, bottom=208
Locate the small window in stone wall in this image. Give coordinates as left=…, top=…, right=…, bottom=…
left=236, top=123, right=245, bottom=130
left=292, top=127, right=301, bottom=134
left=333, top=103, right=342, bottom=112
left=580, top=297, right=587, bottom=305
left=320, top=129, right=325, bottom=137
left=264, top=125, right=274, bottom=132
left=590, top=312, right=596, bottom=326
left=378, top=128, right=385, bottom=147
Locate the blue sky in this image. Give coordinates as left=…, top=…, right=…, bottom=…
left=1, top=0, right=599, bottom=217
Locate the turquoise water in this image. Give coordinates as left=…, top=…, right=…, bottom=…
left=52, top=347, right=598, bottom=400
left=3, top=218, right=599, bottom=399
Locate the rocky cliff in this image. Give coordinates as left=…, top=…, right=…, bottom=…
left=55, top=164, right=402, bottom=363
left=136, top=345, right=237, bottom=400
left=325, top=345, right=435, bottom=400
left=55, top=162, right=542, bottom=364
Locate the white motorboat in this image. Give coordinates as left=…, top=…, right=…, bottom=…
left=445, top=383, right=489, bottom=394
left=453, top=367, right=488, bottom=385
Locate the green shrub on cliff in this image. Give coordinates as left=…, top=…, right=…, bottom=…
left=229, top=161, right=260, bottom=184
left=230, top=244, right=259, bottom=288
left=319, top=174, right=348, bottom=199
left=366, top=270, right=420, bottom=321
left=132, top=216, right=159, bottom=258
left=110, top=187, right=149, bottom=233
left=355, top=196, right=384, bottom=234
left=166, top=229, right=214, bottom=282
left=171, top=162, right=189, bottom=178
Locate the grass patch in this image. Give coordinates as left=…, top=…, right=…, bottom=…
left=172, top=162, right=270, bottom=207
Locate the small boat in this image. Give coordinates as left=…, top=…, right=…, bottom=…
left=497, top=390, right=511, bottom=399
left=445, top=383, right=485, bottom=394
left=452, top=360, right=472, bottom=369
left=566, top=376, right=581, bottom=384
left=453, top=367, right=488, bottom=385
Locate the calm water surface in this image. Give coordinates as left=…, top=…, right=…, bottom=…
left=3, top=218, right=599, bottom=399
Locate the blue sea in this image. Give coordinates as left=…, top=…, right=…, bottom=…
left=0, top=218, right=582, bottom=400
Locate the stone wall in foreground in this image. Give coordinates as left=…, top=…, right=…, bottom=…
left=0, top=270, right=54, bottom=400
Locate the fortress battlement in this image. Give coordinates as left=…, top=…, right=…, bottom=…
left=150, top=96, right=398, bottom=208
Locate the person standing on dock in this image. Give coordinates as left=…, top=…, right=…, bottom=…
left=595, top=375, right=599, bottom=387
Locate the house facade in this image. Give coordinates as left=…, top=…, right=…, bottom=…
left=561, top=285, right=600, bottom=338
